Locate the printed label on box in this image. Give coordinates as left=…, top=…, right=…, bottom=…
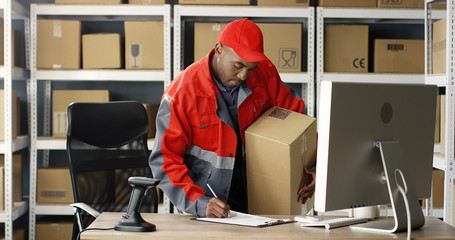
left=53, top=20, right=63, bottom=38
left=279, top=48, right=299, bottom=69
left=40, top=189, right=67, bottom=200
left=268, top=108, right=291, bottom=120
left=353, top=57, right=367, bottom=69
left=381, top=0, right=402, bottom=5
left=129, top=44, right=143, bottom=68
left=54, top=111, right=68, bottom=135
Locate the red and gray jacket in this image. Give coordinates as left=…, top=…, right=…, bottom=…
left=149, top=50, right=305, bottom=217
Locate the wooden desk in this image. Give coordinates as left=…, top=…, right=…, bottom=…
left=81, top=213, right=455, bottom=240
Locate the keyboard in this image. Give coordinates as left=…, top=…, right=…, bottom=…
left=300, top=217, right=369, bottom=230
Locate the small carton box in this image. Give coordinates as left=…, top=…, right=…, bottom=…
left=374, top=39, right=424, bottom=73
left=82, top=33, right=124, bottom=69
left=0, top=228, right=26, bottom=240
left=125, top=21, right=164, bottom=70
left=318, top=0, right=377, bottom=8
left=245, top=106, right=317, bottom=215
left=55, top=0, right=123, bottom=4
left=0, top=18, right=25, bottom=68
left=0, top=90, right=18, bottom=141
left=37, top=168, right=74, bottom=204
left=179, top=0, right=250, bottom=5
left=432, top=169, right=444, bottom=208
left=258, top=23, right=302, bottom=72
left=194, top=22, right=302, bottom=72
left=37, top=20, right=81, bottom=70
left=36, top=220, right=73, bottom=240
left=52, top=90, right=110, bottom=138
left=378, top=0, right=446, bottom=9
left=143, top=103, right=160, bottom=138
left=433, top=18, right=446, bottom=74
left=325, top=25, right=369, bottom=72
left=257, top=0, right=309, bottom=7
left=0, top=153, right=22, bottom=211
left=129, top=0, right=169, bottom=3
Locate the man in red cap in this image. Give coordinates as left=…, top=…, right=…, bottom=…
left=149, top=18, right=315, bottom=218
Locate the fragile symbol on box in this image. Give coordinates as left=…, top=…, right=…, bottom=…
left=279, top=48, right=298, bottom=69
left=54, top=111, right=68, bottom=135
left=129, top=44, right=142, bottom=68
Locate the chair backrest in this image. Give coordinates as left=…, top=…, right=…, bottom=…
left=66, top=101, right=158, bottom=231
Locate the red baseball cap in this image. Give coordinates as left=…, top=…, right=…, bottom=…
left=217, top=18, right=268, bottom=62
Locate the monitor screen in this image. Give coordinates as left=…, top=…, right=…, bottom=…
left=315, top=81, right=437, bottom=214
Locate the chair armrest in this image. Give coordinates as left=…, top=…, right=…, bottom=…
left=70, top=202, right=101, bottom=218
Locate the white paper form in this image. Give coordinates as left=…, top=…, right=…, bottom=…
left=195, top=211, right=294, bottom=228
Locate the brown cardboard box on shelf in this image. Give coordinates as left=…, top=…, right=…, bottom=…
left=374, top=39, right=424, bottom=73
left=257, top=0, right=309, bottom=7
left=37, top=168, right=74, bottom=204
left=83, top=33, right=124, bottom=69
left=325, top=25, right=369, bottom=72
left=245, top=106, right=317, bottom=215
left=36, top=219, right=73, bottom=240
left=52, top=90, right=110, bottom=138
left=0, top=90, right=18, bottom=141
left=435, top=94, right=440, bottom=143
left=129, top=0, right=169, bottom=3
left=0, top=18, right=25, bottom=68
left=37, top=20, right=81, bottom=70
left=194, top=22, right=302, bottom=72
left=125, top=21, right=164, bottom=70
left=0, top=153, right=22, bottom=211
left=378, top=0, right=446, bottom=9
left=432, top=169, right=444, bottom=208
left=179, top=0, right=250, bottom=5
left=55, top=0, right=123, bottom=4
left=0, top=228, right=26, bottom=240
left=318, top=0, right=377, bottom=8
left=433, top=18, right=446, bottom=74
left=143, top=103, right=159, bottom=138
left=258, top=23, right=302, bottom=72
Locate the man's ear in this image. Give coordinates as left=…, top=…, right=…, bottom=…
left=214, top=42, right=223, bottom=55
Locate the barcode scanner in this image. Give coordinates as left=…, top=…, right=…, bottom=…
left=114, top=176, right=161, bottom=232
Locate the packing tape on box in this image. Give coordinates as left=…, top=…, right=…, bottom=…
left=53, top=20, right=62, bottom=38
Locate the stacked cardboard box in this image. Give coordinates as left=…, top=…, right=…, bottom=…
left=179, top=0, right=250, bottom=5
left=257, top=0, right=309, bottom=7
left=377, top=0, right=445, bottom=9
left=318, top=0, right=376, bottom=8
left=37, top=19, right=81, bottom=69
left=55, top=0, right=123, bottom=4
left=0, top=18, right=24, bottom=68
left=125, top=21, right=164, bottom=70
left=129, top=0, right=169, bottom=3
left=245, top=106, right=317, bottom=215
left=0, top=90, right=18, bottom=141
left=194, top=22, right=302, bottom=72
left=433, top=18, right=446, bottom=74
left=0, top=228, right=25, bottom=240
left=82, top=33, right=124, bottom=69
left=374, top=39, right=424, bottom=73
left=37, top=168, right=74, bottom=204
left=52, top=90, right=110, bottom=138
left=0, top=154, right=22, bottom=211
left=325, top=25, right=369, bottom=72
left=36, top=219, right=73, bottom=240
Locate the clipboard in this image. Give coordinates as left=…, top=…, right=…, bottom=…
left=195, top=211, right=295, bottom=228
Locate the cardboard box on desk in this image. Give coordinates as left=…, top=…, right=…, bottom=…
left=179, top=0, right=250, bottom=5
left=37, top=20, right=81, bottom=70
left=37, top=168, right=74, bottom=204
left=257, top=0, right=309, bottom=7
left=245, top=106, right=317, bottom=215
left=318, top=0, right=377, bottom=8
left=129, top=0, right=169, bottom=3
left=0, top=90, right=18, bottom=141
left=433, top=18, right=446, bottom=74
left=374, top=39, right=424, bottom=73
left=143, top=103, right=159, bottom=138
left=0, top=153, right=22, bottom=211
left=0, top=18, right=24, bottom=68
left=82, top=33, right=124, bottom=69
left=36, top=219, right=73, bottom=240
left=325, top=25, right=369, bottom=72
left=55, top=0, right=123, bottom=4
left=52, top=90, right=110, bottom=138
left=194, top=22, right=302, bottom=72
left=125, top=21, right=164, bottom=70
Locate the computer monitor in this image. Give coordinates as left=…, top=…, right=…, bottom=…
left=314, top=81, right=437, bottom=232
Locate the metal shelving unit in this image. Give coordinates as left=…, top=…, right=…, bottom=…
left=28, top=4, right=171, bottom=239
left=316, top=7, right=446, bottom=117
left=0, top=0, right=30, bottom=239
left=173, top=5, right=315, bottom=117
left=425, top=0, right=455, bottom=226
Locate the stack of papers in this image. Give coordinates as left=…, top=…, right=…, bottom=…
left=195, top=211, right=294, bottom=228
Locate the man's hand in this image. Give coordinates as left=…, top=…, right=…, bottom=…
left=297, top=167, right=316, bottom=204
left=205, top=198, right=230, bottom=218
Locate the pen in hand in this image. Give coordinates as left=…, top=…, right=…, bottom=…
left=206, top=183, right=231, bottom=218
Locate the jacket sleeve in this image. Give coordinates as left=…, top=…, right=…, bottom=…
left=148, top=95, right=211, bottom=217
left=266, top=61, right=305, bottom=113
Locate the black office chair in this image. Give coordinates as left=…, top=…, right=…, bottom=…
left=66, top=101, right=159, bottom=239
